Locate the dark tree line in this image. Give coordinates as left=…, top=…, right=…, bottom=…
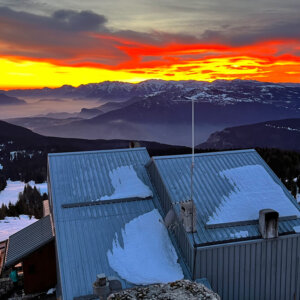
left=0, top=184, right=48, bottom=220
left=0, top=175, right=6, bottom=192
left=4, top=155, right=47, bottom=183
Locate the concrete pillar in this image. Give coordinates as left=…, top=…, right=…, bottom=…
left=180, top=200, right=196, bottom=233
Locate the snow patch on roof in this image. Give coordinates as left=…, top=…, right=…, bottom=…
left=293, top=225, right=300, bottom=233
left=207, top=165, right=300, bottom=225
left=107, top=209, right=184, bottom=285
left=230, top=231, right=249, bottom=238
left=100, top=165, right=153, bottom=201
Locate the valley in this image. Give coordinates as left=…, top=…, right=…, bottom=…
left=2, top=79, right=300, bottom=146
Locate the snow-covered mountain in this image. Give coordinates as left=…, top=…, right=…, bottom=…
left=4, top=79, right=300, bottom=146
left=5, top=79, right=300, bottom=110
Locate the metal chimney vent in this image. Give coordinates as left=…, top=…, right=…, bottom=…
left=259, top=209, right=279, bottom=239
left=180, top=200, right=196, bottom=233
left=129, top=141, right=141, bottom=148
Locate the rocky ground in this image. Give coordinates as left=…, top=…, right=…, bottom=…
left=107, top=280, right=220, bottom=300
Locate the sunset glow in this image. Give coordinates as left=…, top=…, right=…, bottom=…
left=0, top=4, right=300, bottom=89
left=1, top=40, right=300, bottom=89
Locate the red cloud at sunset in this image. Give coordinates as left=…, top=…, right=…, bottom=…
left=0, top=7, right=299, bottom=89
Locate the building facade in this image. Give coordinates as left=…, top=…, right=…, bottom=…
left=147, top=149, right=300, bottom=300
left=47, top=148, right=300, bottom=300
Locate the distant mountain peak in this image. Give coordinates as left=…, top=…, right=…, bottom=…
left=0, top=93, right=26, bottom=105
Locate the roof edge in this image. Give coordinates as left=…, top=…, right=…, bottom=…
left=48, top=147, right=148, bottom=157
left=152, top=148, right=256, bottom=160
left=5, top=216, right=51, bottom=240
left=5, top=237, right=54, bottom=268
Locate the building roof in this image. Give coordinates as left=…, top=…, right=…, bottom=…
left=48, top=148, right=188, bottom=299
left=148, top=149, right=300, bottom=246
left=5, top=215, right=54, bottom=268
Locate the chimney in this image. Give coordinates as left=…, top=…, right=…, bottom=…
left=129, top=141, right=141, bottom=148
left=92, top=274, right=122, bottom=300
left=43, top=200, right=50, bottom=217
left=93, top=274, right=110, bottom=300
left=180, top=200, right=196, bottom=233
left=259, top=209, right=279, bottom=239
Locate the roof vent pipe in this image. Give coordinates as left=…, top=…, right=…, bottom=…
left=164, top=208, right=176, bottom=229
left=93, top=273, right=110, bottom=300
left=129, top=141, right=141, bottom=148
left=259, top=209, right=279, bottom=239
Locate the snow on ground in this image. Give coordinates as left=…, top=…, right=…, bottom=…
left=230, top=231, right=249, bottom=238
left=107, top=209, right=184, bottom=285
left=10, top=151, right=26, bottom=161
left=207, top=165, right=300, bottom=225
left=0, top=215, right=38, bottom=241
left=0, top=180, right=48, bottom=206
left=297, top=194, right=300, bottom=203
left=100, top=165, right=153, bottom=201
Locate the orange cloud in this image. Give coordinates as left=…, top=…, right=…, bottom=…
left=1, top=9, right=300, bottom=89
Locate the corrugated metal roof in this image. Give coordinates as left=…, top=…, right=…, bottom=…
left=48, top=148, right=188, bottom=299
left=5, top=215, right=53, bottom=268
left=149, top=149, right=300, bottom=246
left=48, top=148, right=153, bottom=209
left=55, top=200, right=155, bottom=299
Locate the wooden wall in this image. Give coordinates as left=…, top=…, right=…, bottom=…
left=23, top=240, right=56, bottom=294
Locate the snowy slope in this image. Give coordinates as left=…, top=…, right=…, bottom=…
left=0, top=215, right=38, bottom=241
left=0, top=180, right=47, bottom=205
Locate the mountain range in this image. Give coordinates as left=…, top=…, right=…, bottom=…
left=2, top=79, right=300, bottom=146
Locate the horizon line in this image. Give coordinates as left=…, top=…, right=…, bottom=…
left=1, top=78, right=299, bottom=91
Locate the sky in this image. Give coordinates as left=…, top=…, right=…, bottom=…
left=0, top=0, right=300, bottom=89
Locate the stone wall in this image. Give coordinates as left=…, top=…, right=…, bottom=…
left=108, top=280, right=221, bottom=300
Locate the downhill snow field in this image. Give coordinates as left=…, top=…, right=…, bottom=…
left=99, top=165, right=153, bottom=201
left=107, top=209, right=184, bottom=285
left=0, top=180, right=48, bottom=206
left=0, top=215, right=38, bottom=241
left=207, top=165, right=300, bottom=225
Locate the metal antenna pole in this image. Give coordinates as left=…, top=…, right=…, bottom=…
left=191, top=97, right=195, bottom=202
left=191, top=97, right=197, bottom=280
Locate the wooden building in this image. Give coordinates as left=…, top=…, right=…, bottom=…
left=5, top=215, right=56, bottom=294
